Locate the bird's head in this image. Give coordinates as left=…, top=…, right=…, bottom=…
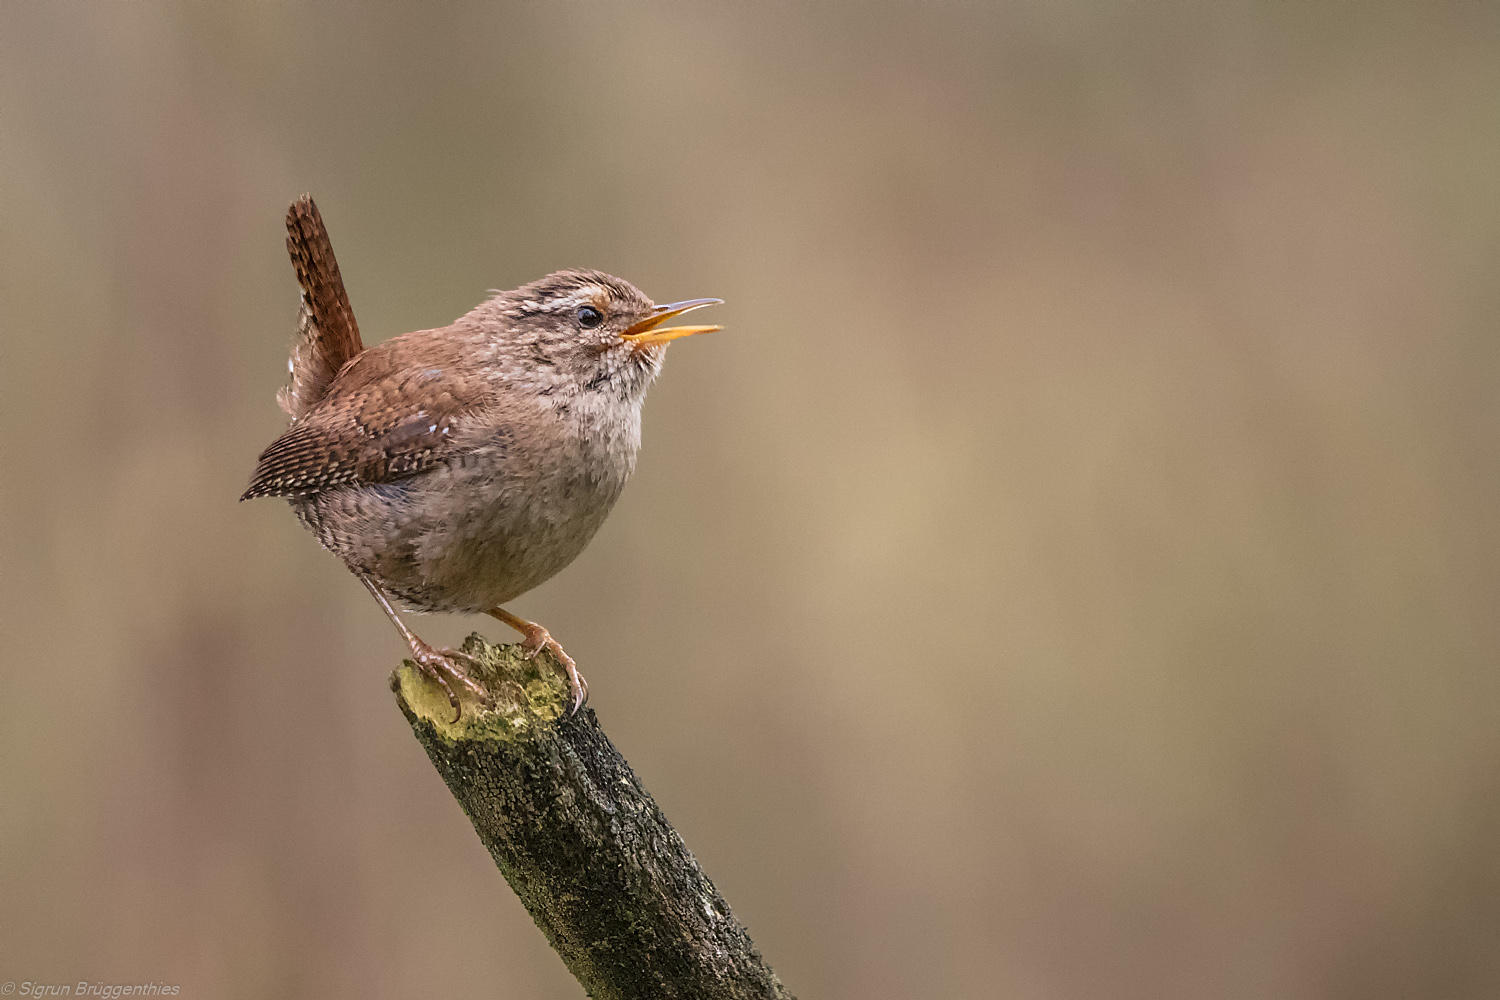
left=488, top=269, right=721, bottom=402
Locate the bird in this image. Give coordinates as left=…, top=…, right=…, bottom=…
left=242, top=195, right=721, bottom=719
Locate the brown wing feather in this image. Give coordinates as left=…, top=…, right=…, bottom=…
left=242, top=338, right=487, bottom=499
left=277, top=195, right=365, bottom=419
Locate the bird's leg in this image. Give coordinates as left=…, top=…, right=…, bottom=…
left=486, top=607, right=587, bottom=715
left=360, top=575, right=491, bottom=722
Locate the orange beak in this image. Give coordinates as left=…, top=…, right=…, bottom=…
left=620, top=298, right=723, bottom=348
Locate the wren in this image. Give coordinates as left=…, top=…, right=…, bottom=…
left=242, top=196, right=721, bottom=718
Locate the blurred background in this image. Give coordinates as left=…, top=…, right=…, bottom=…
left=3, top=2, right=1499, bottom=997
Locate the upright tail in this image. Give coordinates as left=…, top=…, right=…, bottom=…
left=277, top=195, right=364, bottom=420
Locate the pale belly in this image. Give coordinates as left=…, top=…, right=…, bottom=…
left=293, top=449, right=629, bottom=614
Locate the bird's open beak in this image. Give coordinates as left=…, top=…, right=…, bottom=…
left=620, top=298, right=723, bottom=348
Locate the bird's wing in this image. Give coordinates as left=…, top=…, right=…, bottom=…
left=243, top=344, right=490, bottom=500
left=278, top=195, right=365, bottom=419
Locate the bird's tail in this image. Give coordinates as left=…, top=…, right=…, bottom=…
left=277, top=194, right=364, bottom=419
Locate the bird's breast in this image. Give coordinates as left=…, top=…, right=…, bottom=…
left=404, top=397, right=641, bottom=609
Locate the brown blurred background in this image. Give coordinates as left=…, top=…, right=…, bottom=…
left=3, top=2, right=1499, bottom=997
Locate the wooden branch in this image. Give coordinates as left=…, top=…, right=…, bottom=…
left=392, top=634, right=795, bottom=1000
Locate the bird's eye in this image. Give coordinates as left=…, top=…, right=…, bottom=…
left=576, top=306, right=603, bottom=329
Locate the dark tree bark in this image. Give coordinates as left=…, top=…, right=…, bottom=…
left=392, top=634, right=795, bottom=1000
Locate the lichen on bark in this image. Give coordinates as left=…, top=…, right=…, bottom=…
left=391, top=632, right=568, bottom=742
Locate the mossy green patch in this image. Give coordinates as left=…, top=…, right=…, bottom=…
left=392, top=632, right=568, bottom=743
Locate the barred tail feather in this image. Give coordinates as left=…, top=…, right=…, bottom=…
left=278, top=195, right=364, bottom=419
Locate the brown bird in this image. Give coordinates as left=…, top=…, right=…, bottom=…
left=243, top=196, right=721, bottom=718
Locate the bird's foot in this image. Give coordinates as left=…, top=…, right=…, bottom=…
left=517, top=625, right=587, bottom=716
left=408, top=638, right=492, bottom=723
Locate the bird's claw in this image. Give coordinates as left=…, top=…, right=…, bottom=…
left=409, top=640, right=492, bottom=723
left=518, top=626, right=587, bottom=716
